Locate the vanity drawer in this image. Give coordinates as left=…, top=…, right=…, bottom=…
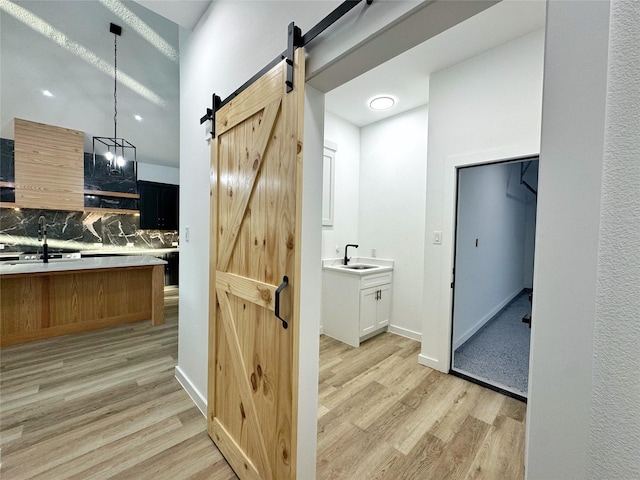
left=361, top=272, right=392, bottom=289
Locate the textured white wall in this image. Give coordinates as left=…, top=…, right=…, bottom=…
left=359, top=106, right=429, bottom=340
left=322, top=112, right=361, bottom=260
left=525, top=1, right=611, bottom=478
left=421, top=29, right=544, bottom=371
left=588, top=0, right=640, bottom=477
left=452, top=162, right=529, bottom=348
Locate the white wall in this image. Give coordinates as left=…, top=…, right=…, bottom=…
left=297, top=84, right=324, bottom=480
left=137, top=162, right=180, bottom=185
left=173, top=0, right=501, bottom=410
left=177, top=0, right=339, bottom=412
left=359, top=106, right=428, bottom=340
left=589, top=1, right=640, bottom=477
left=527, top=0, right=640, bottom=478
left=322, top=112, right=360, bottom=260
left=452, top=162, right=529, bottom=348
left=178, top=1, right=433, bottom=475
left=420, top=29, right=544, bottom=371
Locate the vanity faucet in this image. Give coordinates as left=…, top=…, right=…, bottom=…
left=38, top=215, right=49, bottom=263
left=343, top=244, right=359, bottom=265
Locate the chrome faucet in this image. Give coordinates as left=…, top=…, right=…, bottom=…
left=343, top=244, right=358, bottom=265
left=38, top=215, right=49, bottom=263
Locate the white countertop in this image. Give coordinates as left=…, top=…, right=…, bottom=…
left=0, top=255, right=167, bottom=276
left=322, top=257, right=394, bottom=275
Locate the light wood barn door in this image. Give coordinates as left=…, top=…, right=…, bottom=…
left=208, top=50, right=305, bottom=480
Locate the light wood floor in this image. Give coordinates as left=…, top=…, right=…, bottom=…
left=0, top=288, right=238, bottom=480
left=1, top=289, right=526, bottom=479
left=317, top=333, right=527, bottom=480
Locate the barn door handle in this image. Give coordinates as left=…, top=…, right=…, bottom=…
left=274, top=276, right=289, bottom=329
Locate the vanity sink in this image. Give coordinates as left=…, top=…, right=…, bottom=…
left=323, top=261, right=393, bottom=276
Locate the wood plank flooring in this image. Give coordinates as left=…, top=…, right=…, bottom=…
left=317, top=333, right=527, bottom=480
left=0, top=288, right=238, bottom=480
left=1, top=288, right=526, bottom=479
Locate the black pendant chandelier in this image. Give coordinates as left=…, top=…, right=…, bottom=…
left=93, top=23, right=136, bottom=176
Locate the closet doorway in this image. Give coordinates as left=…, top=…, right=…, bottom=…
left=450, top=157, right=538, bottom=400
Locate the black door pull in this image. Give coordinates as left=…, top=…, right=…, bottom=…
left=274, top=276, right=289, bottom=329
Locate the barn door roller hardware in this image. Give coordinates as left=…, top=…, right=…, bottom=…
left=200, top=0, right=374, bottom=137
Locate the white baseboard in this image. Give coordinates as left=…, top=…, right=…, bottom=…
left=453, top=286, right=524, bottom=350
left=174, top=365, right=207, bottom=417
left=388, top=324, right=421, bottom=342
left=419, top=353, right=445, bottom=372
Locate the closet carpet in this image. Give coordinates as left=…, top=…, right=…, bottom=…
left=453, top=291, right=532, bottom=395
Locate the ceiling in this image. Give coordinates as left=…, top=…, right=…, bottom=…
left=137, top=0, right=546, bottom=129
left=0, top=0, right=545, bottom=170
left=135, top=0, right=211, bottom=31
left=0, top=0, right=183, bottom=167
left=325, top=0, right=546, bottom=127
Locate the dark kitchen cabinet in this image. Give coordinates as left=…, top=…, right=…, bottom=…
left=138, top=181, right=179, bottom=230
left=164, top=252, right=179, bottom=286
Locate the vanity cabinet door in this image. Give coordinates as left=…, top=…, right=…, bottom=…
left=359, top=287, right=379, bottom=336
left=359, top=284, right=391, bottom=336
left=376, top=284, right=391, bottom=329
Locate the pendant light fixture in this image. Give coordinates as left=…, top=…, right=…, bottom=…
left=92, top=23, right=136, bottom=176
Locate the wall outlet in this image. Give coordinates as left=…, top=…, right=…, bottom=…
left=434, top=231, right=442, bottom=245
left=0, top=243, right=5, bottom=250
left=371, top=248, right=377, bottom=258
left=335, top=245, right=340, bottom=253
left=171, top=241, right=179, bottom=247
left=126, top=242, right=134, bottom=248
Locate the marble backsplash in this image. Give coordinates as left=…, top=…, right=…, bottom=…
left=0, top=208, right=178, bottom=253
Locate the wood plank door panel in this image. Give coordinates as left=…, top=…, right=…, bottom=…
left=208, top=50, right=304, bottom=480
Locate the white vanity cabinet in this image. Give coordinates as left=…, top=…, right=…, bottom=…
left=322, top=264, right=393, bottom=347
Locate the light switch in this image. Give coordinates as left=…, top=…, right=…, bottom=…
left=434, top=231, right=442, bottom=245
left=185, top=226, right=190, bottom=243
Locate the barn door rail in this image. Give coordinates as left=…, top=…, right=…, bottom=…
left=200, top=0, right=373, bottom=136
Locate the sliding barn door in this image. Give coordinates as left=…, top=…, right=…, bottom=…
left=208, top=49, right=305, bottom=480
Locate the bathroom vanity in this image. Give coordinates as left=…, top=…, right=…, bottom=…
left=322, top=258, right=393, bottom=347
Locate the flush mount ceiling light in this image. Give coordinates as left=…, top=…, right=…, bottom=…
left=42, top=90, right=53, bottom=97
left=369, top=95, right=396, bottom=111
left=93, top=23, right=136, bottom=176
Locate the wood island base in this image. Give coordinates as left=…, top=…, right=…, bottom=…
left=0, top=264, right=164, bottom=346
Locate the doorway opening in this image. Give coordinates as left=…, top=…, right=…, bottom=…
left=450, top=157, right=538, bottom=400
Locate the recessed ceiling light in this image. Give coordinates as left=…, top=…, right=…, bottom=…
left=369, top=95, right=396, bottom=111
left=42, top=90, right=53, bottom=97
left=134, top=115, right=142, bottom=121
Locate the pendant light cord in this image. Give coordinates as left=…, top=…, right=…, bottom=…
left=113, top=32, right=118, bottom=140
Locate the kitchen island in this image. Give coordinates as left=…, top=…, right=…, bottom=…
left=0, top=256, right=166, bottom=346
